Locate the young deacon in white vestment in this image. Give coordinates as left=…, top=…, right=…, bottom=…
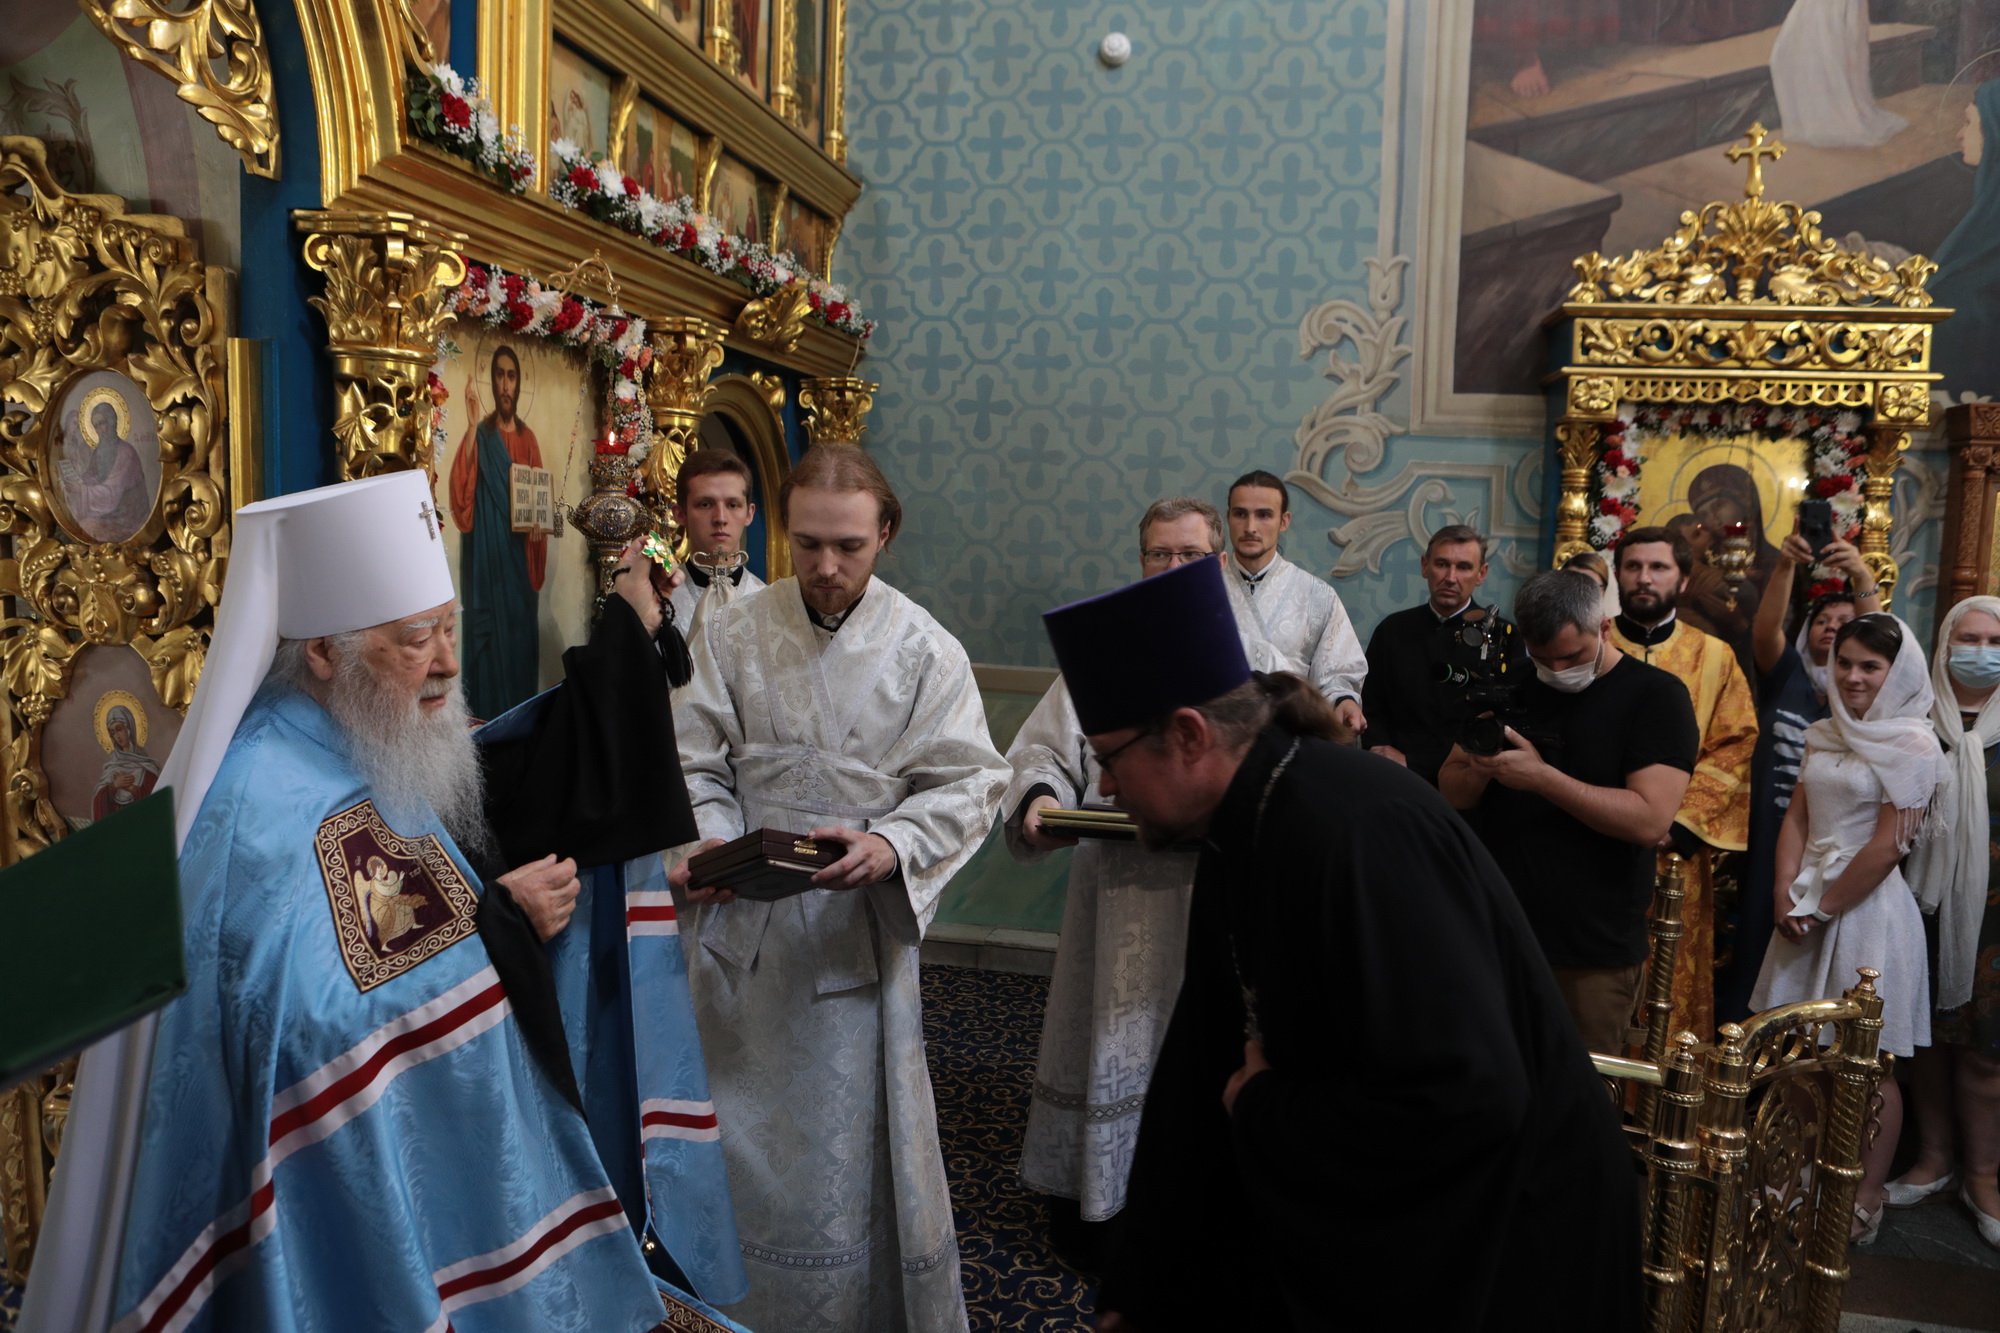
left=670, top=446, right=1009, bottom=1333
left=1223, top=470, right=1367, bottom=733
left=667, top=448, right=766, bottom=640
left=1004, top=498, right=1283, bottom=1266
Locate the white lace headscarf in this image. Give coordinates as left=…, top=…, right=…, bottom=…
left=1803, top=613, right=1946, bottom=853
left=1905, top=595, right=2000, bottom=1010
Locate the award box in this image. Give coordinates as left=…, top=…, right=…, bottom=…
left=685, top=828, right=847, bottom=901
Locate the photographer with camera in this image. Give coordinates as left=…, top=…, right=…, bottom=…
left=1441, top=569, right=1698, bottom=1053
left=1360, top=525, right=1527, bottom=786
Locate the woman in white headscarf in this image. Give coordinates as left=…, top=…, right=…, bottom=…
left=1750, top=613, right=1944, bottom=1243
left=1894, top=597, right=2000, bottom=1249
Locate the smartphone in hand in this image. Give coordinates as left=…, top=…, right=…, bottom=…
left=1797, top=498, right=1835, bottom=558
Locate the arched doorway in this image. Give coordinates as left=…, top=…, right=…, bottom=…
left=696, top=374, right=792, bottom=579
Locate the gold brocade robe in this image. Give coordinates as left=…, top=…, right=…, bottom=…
left=1610, top=619, right=1758, bottom=1042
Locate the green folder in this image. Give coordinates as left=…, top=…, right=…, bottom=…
left=0, top=787, right=183, bottom=1091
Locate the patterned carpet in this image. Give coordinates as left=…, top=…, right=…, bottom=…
left=0, top=966, right=1090, bottom=1333
left=922, top=963, right=1097, bottom=1331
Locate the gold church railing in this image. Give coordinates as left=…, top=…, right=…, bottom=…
left=1592, top=971, right=1890, bottom=1333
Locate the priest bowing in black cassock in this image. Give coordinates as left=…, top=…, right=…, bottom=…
left=1042, top=558, right=1640, bottom=1332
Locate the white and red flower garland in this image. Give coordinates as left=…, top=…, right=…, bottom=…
left=407, top=64, right=535, bottom=195
left=443, top=262, right=657, bottom=460
left=1590, top=403, right=1869, bottom=592
left=547, top=139, right=874, bottom=341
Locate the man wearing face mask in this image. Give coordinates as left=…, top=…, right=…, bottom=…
left=1441, top=569, right=1699, bottom=1053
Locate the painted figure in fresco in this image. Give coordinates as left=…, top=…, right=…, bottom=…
left=449, top=344, right=546, bottom=720
left=1934, top=82, right=2000, bottom=400
left=732, top=0, right=761, bottom=85
left=92, top=702, right=159, bottom=822
left=1665, top=463, right=1784, bottom=679
left=60, top=394, right=153, bottom=542
left=1472, top=0, right=1621, bottom=99
left=1769, top=0, right=1905, bottom=149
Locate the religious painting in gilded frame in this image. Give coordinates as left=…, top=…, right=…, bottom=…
left=710, top=153, right=765, bottom=242
left=789, top=0, right=824, bottom=140
left=37, top=646, right=183, bottom=835
left=1631, top=425, right=1814, bottom=665
left=548, top=39, right=617, bottom=158
left=411, top=0, right=453, bottom=60
left=623, top=98, right=700, bottom=202
left=780, top=194, right=828, bottom=273
left=727, top=0, right=769, bottom=95
left=45, top=368, right=163, bottom=546
left=644, top=0, right=704, bottom=45
left=430, top=324, right=602, bottom=722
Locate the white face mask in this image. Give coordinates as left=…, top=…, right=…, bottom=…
left=1535, top=634, right=1603, bottom=694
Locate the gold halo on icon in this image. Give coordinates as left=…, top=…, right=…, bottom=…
left=93, top=689, right=149, bottom=752
left=77, top=386, right=132, bottom=448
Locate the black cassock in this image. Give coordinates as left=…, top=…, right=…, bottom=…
left=1100, top=726, right=1640, bottom=1331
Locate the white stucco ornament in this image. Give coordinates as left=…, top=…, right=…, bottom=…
left=1098, top=32, right=1131, bottom=67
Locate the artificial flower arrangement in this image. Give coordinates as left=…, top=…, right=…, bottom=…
left=406, top=63, right=536, bottom=195
left=547, top=139, right=874, bottom=341
left=443, top=262, right=657, bottom=460
left=1590, top=403, right=1869, bottom=593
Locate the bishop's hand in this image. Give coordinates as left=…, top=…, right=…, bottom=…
left=499, top=853, right=581, bottom=941
left=668, top=838, right=737, bottom=905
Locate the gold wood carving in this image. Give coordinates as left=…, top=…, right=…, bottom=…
left=734, top=282, right=814, bottom=353
left=747, top=370, right=787, bottom=419
left=641, top=316, right=728, bottom=527
left=295, top=210, right=469, bottom=479
left=0, top=136, right=235, bottom=1279
left=81, top=0, right=280, bottom=179
left=799, top=375, right=876, bottom=447
left=608, top=73, right=641, bottom=166
left=1549, top=128, right=1944, bottom=584
left=771, top=0, right=798, bottom=122
left=1939, top=404, right=2000, bottom=623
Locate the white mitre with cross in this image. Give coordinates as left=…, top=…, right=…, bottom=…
left=16, top=469, right=458, bottom=1333
left=160, top=469, right=457, bottom=839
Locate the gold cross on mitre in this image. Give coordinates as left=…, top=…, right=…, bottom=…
left=1726, top=124, right=1786, bottom=200
left=418, top=500, right=438, bottom=540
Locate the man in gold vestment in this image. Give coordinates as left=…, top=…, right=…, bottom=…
left=1611, top=526, right=1758, bottom=1041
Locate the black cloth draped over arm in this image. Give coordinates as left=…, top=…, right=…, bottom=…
left=468, top=596, right=699, bottom=1111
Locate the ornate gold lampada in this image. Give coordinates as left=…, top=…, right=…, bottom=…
left=1716, top=521, right=1753, bottom=609
left=1550, top=124, right=1948, bottom=606
left=294, top=211, right=469, bottom=480
left=799, top=376, right=878, bottom=447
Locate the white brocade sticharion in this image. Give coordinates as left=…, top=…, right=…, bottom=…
left=1226, top=552, right=1367, bottom=703
left=1003, top=633, right=1283, bottom=1221
left=668, top=566, right=766, bottom=665
left=673, top=576, right=1008, bottom=1333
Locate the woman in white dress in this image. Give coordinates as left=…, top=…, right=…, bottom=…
left=1770, top=0, right=1907, bottom=149
left=1750, top=613, right=1943, bottom=1240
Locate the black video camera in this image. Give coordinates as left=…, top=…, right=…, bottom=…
left=1448, top=610, right=1561, bottom=759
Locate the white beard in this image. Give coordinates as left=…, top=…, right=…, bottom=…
left=325, top=656, right=495, bottom=865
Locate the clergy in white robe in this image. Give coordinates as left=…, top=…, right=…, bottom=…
left=669, top=447, right=768, bottom=654
left=1004, top=499, right=1284, bottom=1240
left=1224, top=470, right=1367, bottom=727
left=670, top=448, right=1008, bottom=1333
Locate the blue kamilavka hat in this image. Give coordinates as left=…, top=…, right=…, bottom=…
left=1042, top=556, right=1252, bottom=735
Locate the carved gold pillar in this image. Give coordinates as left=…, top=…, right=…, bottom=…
left=1551, top=419, right=1601, bottom=567
left=799, top=375, right=877, bottom=447
left=1805, top=971, right=1886, bottom=1328
left=1640, top=1033, right=1703, bottom=1333
left=295, top=211, right=468, bottom=481
left=1938, top=403, right=2000, bottom=631
left=1860, top=422, right=1908, bottom=609
left=771, top=0, right=798, bottom=121
left=706, top=1, right=740, bottom=78
left=642, top=316, right=729, bottom=530
left=825, top=0, right=849, bottom=163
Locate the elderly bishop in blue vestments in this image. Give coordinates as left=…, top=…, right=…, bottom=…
left=20, top=472, right=748, bottom=1333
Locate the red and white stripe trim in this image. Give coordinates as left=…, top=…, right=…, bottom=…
left=626, top=889, right=679, bottom=937
left=640, top=1097, right=720, bottom=1143
left=431, top=1187, right=629, bottom=1315
left=114, top=968, right=512, bottom=1333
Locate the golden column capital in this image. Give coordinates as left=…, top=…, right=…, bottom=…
left=1860, top=423, right=1908, bottom=608
left=799, top=376, right=877, bottom=448
left=641, top=316, right=729, bottom=528
left=294, top=210, right=467, bottom=481
left=1550, top=418, right=1602, bottom=567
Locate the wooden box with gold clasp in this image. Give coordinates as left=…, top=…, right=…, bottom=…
left=684, top=828, right=849, bottom=902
